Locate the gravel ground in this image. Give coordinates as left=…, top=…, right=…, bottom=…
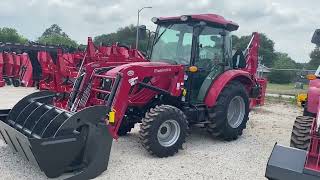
left=0, top=86, right=301, bottom=180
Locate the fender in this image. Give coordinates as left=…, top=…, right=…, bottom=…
left=204, top=69, right=254, bottom=107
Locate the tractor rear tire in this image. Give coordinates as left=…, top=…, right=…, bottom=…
left=207, top=81, right=249, bottom=141
left=139, top=105, right=188, bottom=157
left=290, top=116, right=314, bottom=150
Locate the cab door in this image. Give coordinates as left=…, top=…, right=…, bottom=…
left=187, top=26, right=225, bottom=103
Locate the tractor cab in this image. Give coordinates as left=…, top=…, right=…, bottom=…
left=149, top=14, right=245, bottom=103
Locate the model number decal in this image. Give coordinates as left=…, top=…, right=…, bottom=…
left=154, top=68, right=172, bottom=73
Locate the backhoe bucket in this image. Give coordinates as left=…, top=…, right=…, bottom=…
left=0, top=91, right=113, bottom=179
left=265, top=143, right=319, bottom=180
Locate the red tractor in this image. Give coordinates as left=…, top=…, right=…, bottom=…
left=266, top=29, right=320, bottom=180
left=0, top=14, right=266, bottom=179
left=303, top=64, right=320, bottom=118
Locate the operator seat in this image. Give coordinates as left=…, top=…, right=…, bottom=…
left=232, top=50, right=246, bottom=69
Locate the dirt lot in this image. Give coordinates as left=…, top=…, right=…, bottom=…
left=0, top=86, right=301, bottom=180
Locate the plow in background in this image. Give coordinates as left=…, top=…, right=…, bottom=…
left=0, top=38, right=146, bottom=92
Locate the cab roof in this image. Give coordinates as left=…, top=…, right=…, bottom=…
left=155, top=14, right=239, bottom=31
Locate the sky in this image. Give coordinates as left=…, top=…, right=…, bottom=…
left=0, top=0, right=319, bottom=63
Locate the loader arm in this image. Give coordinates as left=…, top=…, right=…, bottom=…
left=96, top=62, right=185, bottom=138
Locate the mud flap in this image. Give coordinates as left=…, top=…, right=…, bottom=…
left=0, top=91, right=113, bottom=179
left=265, top=143, right=319, bottom=180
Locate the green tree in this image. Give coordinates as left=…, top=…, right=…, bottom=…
left=0, top=27, right=28, bottom=43
left=268, top=52, right=297, bottom=84
left=41, top=24, right=68, bottom=38
left=233, top=33, right=276, bottom=67
left=308, top=47, right=320, bottom=70
left=38, top=24, right=78, bottom=48
left=94, top=25, right=149, bottom=53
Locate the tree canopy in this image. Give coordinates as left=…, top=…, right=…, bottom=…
left=0, top=27, right=28, bottom=44
left=94, top=25, right=149, bottom=53
left=268, top=52, right=298, bottom=84
left=308, top=47, right=320, bottom=70
left=37, top=24, right=78, bottom=48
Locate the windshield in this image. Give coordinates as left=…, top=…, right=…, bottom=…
left=151, top=23, right=193, bottom=65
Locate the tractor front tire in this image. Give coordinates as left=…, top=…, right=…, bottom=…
left=290, top=116, right=314, bottom=150
left=139, top=105, right=188, bottom=157
left=207, top=81, right=249, bottom=141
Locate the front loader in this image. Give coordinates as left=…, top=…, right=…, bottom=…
left=265, top=29, right=320, bottom=180
left=0, top=14, right=266, bottom=179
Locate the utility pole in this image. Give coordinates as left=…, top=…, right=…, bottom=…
left=136, top=6, right=152, bottom=49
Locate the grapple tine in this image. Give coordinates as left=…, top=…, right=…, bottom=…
left=0, top=92, right=114, bottom=179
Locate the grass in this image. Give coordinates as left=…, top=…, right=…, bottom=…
left=266, top=83, right=308, bottom=96
left=265, top=95, right=297, bottom=105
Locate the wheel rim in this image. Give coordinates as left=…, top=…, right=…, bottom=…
left=227, top=96, right=245, bottom=128
left=157, top=120, right=181, bottom=147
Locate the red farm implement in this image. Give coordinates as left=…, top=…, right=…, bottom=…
left=0, top=53, right=5, bottom=87
left=0, top=42, right=69, bottom=88
left=266, top=29, right=320, bottom=180
left=2, top=52, right=14, bottom=85
left=12, top=53, right=22, bottom=87
left=38, top=37, right=147, bottom=109
left=0, top=14, right=266, bottom=179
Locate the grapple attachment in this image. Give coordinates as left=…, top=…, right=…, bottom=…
left=0, top=91, right=113, bottom=179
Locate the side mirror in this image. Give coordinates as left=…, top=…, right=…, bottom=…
left=139, top=25, right=147, bottom=40
left=312, top=29, right=320, bottom=45
left=232, top=49, right=246, bottom=69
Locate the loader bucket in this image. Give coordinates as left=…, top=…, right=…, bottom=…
left=265, top=143, right=320, bottom=180
left=0, top=91, right=113, bottom=179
